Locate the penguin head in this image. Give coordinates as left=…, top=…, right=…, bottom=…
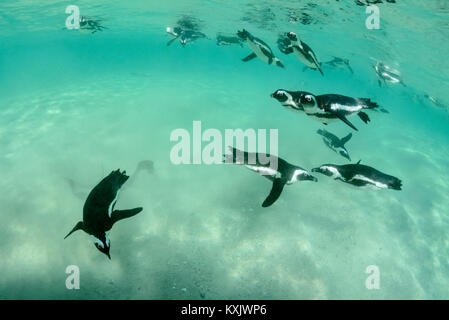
left=270, top=89, right=289, bottom=102
left=80, top=16, right=87, bottom=27
left=286, top=32, right=298, bottom=41
left=93, top=234, right=111, bottom=260
left=311, top=165, right=341, bottom=178
left=299, top=92, right=317, bottom=109
left=237, top=29, right=249, bottom=40
left=291, top=169, right=318, bottom=183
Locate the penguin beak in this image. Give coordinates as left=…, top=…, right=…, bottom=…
left=270, top=94, right=273, bottom=98
left=107, top=253, right=111, bottom=260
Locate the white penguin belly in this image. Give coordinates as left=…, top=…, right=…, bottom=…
left=247, top=40, right=270, bottom=64
left=293, top=47, right=316, bottom=68
left=245, top=165, right=280, bottom=178
left=351, top=175, right=388, bottom=189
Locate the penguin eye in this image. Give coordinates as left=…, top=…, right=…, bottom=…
left=306, top=96, right=312, bottom=102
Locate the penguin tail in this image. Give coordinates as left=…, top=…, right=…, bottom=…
left=388, top=178, right=402, bottom=191
left=359, top=98, right=379, bottom=110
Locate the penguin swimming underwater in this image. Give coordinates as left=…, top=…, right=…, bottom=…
left=237, top=29, right=284, bottom=68
left=224, top=146, right=317, bottom=207
left=374, top=62, right=405, bottom=87
left=323, top=56, right=354, bottom=74
left=166, top=26, right=206, bottom=47
left=64, top=169, right=143, bottom=259
left=278, top=32, right=323, bottom=75
left=311, top=161, right=402, bottom=190
left=270, top=89, right=380, bottom=131
left=316, top=129, right=353, bottom=161
left=216, top=34, right=244, bottom=47
left=78, top=16, right=107, bottom=34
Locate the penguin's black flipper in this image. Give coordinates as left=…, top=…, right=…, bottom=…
left=283, top=47, right=294, bottom=54
left=317, top=66, right=324, bottom=76
left=242, top=53, right=257, bottom=62
left=64, top=221, right=85, bottom=239
left=358, top=111, right=371, bottom=123
left=330, top=111, right=358, bottom=131
left=341, top=133, right=353, bottom=145
left=348, top=65, right=354, bottom=74
left=167, top=36, right=179, bottom=46
left=111, top=207, right=143, bottom=225
left=262, top=178, right=286, bottom=208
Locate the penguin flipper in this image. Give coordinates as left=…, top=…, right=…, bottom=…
left=348, top=65, right=354, bottom=74
left=242, top=53, right=257, bottom=62
left=167, top=37, right=179, bottom=46
left=64, top=221, right=84, bottom=239
left=341, top=133, right=353, bottom=145
left=330, top=111, right=358, bottom=131
left=283, top=47, right=294, bottom=54
left=111, top=207, right=143, bottom=225
left=262, top=178, right=286, bottom=208
left=317, top=65, right=324, bottom=76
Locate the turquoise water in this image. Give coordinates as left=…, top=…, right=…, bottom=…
left=0, top=0, right=448, bottom=299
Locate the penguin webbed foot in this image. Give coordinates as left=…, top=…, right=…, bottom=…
left=358, top=111, right=371, bottom=124
left=242, top=53, right=257, bottom=62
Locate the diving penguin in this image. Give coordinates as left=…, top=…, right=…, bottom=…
left=280, top=32, right=323, bottom=75
left=225, top=146, right=317, bottom=207
left=270, top=89, right=380, bottom=131
left=316, top=129, right=353, bottom=161
left=64, top=169, right=143, bottom=259
left=312, top=160, right=402, bottom=190
left=237, top=29, right=284, bottom=68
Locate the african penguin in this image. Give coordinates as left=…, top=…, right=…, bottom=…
left=271, top=89, right=380, bottom=131
left=323, top=56, right=354, bottom=74
left=216, top=34, right=243, bottom=47
left=316, top=129, right=352, bottom=161
left=312, top=160, right=402, bottom=190
left=280, top=32, right=323, bottom=75
left=78, top=16, right=107, bottom=34
left=237, top=29, right=284, bottom=68
left=166, top=26, right=206, bottom=47
left=374, top=61, right=405, bottom=87
left=224, top=146, right=317, bottom=207
left=64, top=169, right=143, bottom=259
